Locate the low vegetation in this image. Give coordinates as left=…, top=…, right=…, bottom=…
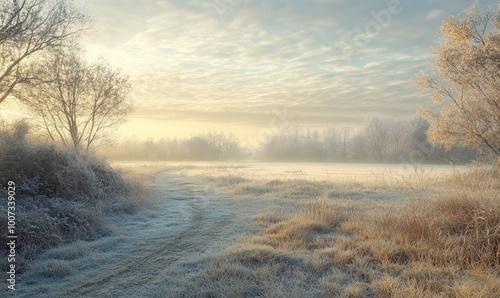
left=0, top=122, right=148, bottom=273
left=189, top=165, right=500, bottom=297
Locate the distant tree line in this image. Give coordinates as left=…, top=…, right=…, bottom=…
left=104, top=117, right=478, bottom=164
left=104, top=131, right=240, bottom=161
left=259, top=117, right=478, bottom=164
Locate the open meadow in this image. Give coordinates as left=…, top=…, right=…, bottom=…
left=170, top=162, right=500, bottom=297
left=9, top=161, right=499, bottom=297
left=2, top=0, right=500, bottom=297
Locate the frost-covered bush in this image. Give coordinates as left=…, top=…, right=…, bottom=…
left=0, top=122, right=135, bottom=271
left=0, top=133, right=129, bottom=204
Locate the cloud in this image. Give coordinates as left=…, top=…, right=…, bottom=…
left=426, top=9, right=446, bottom=20
left=80, top=0, right=498, bottom=140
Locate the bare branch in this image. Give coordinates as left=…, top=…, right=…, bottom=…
left=15, top=48, right=133, bottom=150
left=0, top=0, right=89, bottom=104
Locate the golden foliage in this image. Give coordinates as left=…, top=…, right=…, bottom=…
left=416, top=3, right=500, bottom=160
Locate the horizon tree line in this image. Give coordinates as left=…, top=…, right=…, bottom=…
left=101, top=116, right=479, bottom=165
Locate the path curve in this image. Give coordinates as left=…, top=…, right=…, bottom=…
left=16, top=169, right=250, bottom=297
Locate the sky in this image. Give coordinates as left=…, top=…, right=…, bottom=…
left=11, top=0, right=499, bottom=146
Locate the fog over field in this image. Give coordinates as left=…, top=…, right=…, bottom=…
left=1, top=0, right=499, bottom=297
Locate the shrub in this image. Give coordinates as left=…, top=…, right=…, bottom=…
left=0, top=122, right=136, bottom=271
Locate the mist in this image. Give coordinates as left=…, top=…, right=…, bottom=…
left=101, top=116, right=478, bottom=165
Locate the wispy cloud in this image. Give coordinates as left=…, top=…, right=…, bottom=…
left=81, top=0, right=498, bottom=141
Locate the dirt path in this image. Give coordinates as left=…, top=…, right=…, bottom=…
left=16, top=169, right=264, bottom=297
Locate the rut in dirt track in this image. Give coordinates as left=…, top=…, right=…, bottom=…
left=60, top=170, right=237, bottom=297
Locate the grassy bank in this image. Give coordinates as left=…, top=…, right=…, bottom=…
left=0, top=123, right=149, bottom=273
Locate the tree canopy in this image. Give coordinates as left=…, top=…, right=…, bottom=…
left=15, top=49, right=133, bottom=149
left=416, top=2, right=500, bottom=162
left=0, top=0, right=88, bottom=105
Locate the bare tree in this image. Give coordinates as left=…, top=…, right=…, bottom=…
left=323, top=127, right=337, bottom=159
left=387, top=119, right=409, bottom=158
left=219, top=133, right=239, bottom=159
left=337, top=126, right=352, bottom=161
left=282, top=124, right=302, bottom=148
left=364, top=117, right=389, bottom=161
left=0, top=0, right=88, bottom=104
left=189, top=131, right=239, bottom=160
left=348, top=133, right=366, bottom=161
left=415, top=2, right=500, bottom=161
left=16, top=49, right=133, bottom=149
left=303, top=129, right=323, bottom=160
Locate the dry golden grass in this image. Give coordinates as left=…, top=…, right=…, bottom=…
left=370, top=195, right=500, bottom=270
left=189, top=165, right=500, bottom=297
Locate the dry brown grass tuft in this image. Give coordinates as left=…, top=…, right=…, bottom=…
left=253, top=211, right=289, bottom=225
left=190, top=165, right=500, bottom=297
left=370, top=194, right=500, bottom=271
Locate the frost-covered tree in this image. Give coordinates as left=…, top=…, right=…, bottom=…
left=387, top=119, right=410, bottom=159
left=415, top=2, right=500, bottom=161
left=323, top=127, right=337, bottom=160
left=0, top=0, right=88, bottom=104
left=337, top=126, right=351, bottom=161
left=16, top=48, right=133, bottom=149
left=364, top=117, right=389, bottom=161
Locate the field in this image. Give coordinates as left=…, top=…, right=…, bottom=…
left=11, top=162, right=500, bottom=297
